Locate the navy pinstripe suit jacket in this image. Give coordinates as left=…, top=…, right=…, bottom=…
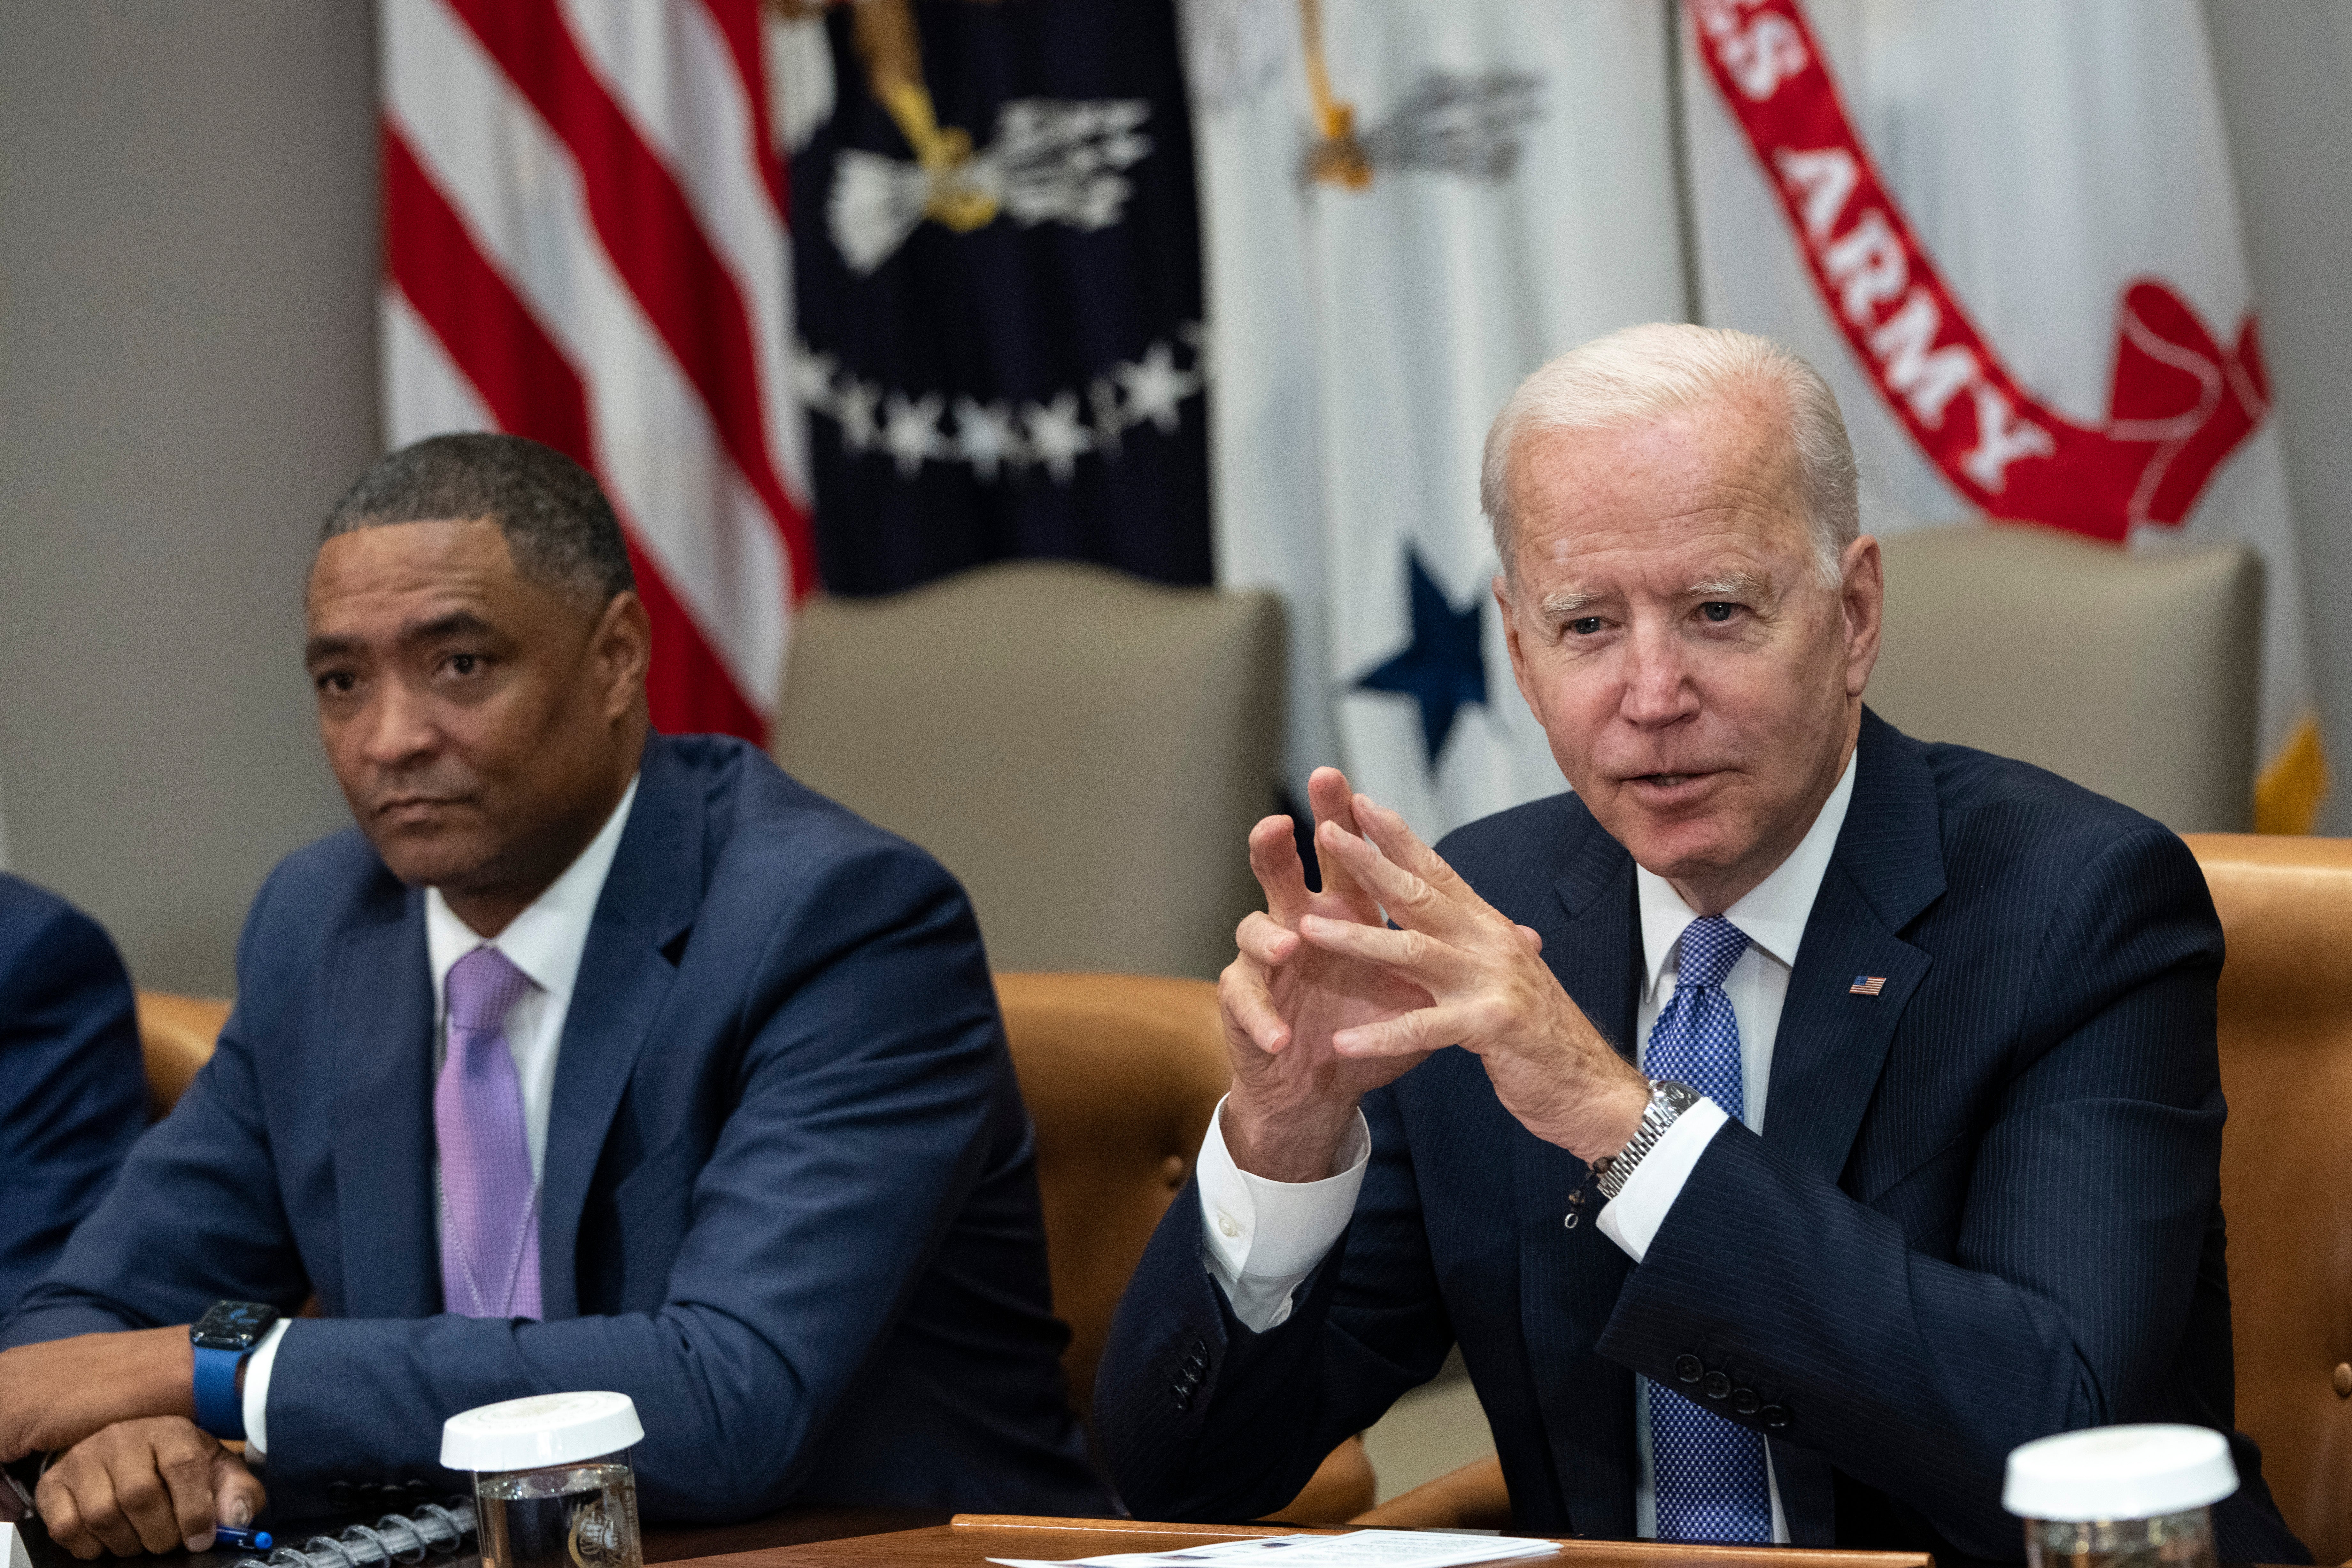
left=1096, top=709, right=2307, bottom=1566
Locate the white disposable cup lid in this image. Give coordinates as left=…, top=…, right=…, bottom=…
left=2004, top=1425, right=2238, bottom=1521
left=441, top=1391, right=644, bottom=1473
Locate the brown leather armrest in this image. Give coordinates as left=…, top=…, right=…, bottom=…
left=1261, top=1436, right=1378, bottom=1525
left=1350, top=1452, right=1510, bottom=1529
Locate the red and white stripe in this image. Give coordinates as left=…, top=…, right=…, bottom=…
left=380, top=0, right=814, bottom=742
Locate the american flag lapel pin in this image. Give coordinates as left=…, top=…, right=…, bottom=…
left=1850, top=974, right=1886, bottom=997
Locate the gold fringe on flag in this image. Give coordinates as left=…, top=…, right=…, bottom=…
left=2254, top=714, right=2329, bottom=835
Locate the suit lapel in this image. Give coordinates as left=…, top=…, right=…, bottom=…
left=1762, top=709, right=1945, bottom=1186
left=538, top=739, right=705, bottom=1318
left=1512, top=822, right=1642, bottom=1534
left=330, top=896, right=443, bottom=1317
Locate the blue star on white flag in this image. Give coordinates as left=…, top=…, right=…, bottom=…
left=1190, top=0, right=1686, bottom=837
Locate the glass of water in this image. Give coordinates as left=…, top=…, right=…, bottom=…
left=2005, top=1424, right=2237, bottom=1568
left=442, top=1393, right=646, bottom=1568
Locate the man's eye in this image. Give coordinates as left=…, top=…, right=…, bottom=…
left=1700, top=602, right=1738, bottom=623
left=315, top=672, right=357, bottom=695
left=1569, top=617, right=1605, bottom=636
left=448, top=653, right=481, bottom=676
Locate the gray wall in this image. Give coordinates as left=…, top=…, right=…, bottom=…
left=2206, top=0, right=2352, bottom=835
left=0, top=2, right=2346, bottom=996
left=0, top=1, right=379, bottom=993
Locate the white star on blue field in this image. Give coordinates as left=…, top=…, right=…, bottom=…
left=1355, top=548, right=1489, bottom=767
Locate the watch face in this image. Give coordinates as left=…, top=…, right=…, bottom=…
left=191, top=1300, right=278, bottom=1351
left=1656, top=1079, right=1702, bottom=1114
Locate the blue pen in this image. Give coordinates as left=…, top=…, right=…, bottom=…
left=213, top=1525, right=274, bottom=1551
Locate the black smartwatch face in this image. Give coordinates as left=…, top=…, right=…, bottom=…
left=191, top=1301, right=278, bottom=1351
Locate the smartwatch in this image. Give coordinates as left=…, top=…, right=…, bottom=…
left=191, top=1300, right=280, bottom=1441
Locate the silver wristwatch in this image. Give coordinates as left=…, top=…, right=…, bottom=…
left=1588, top=1079, right=1701, bottom=1201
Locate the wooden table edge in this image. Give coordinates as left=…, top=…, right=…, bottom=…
left=640, top=1514, right=1940, bottom=1568
left=950, top=1518, right=1936, bottom=1564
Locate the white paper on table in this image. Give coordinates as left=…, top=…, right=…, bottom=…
left=986, top=1528, right=1558, bottom=1568
left=2, top=1522, right=34, bottom=1568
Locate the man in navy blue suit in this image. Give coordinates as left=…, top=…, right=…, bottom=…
left=0, top=875, right=146, bottom=1317
left=1095, top=325, right=2306, bottom=1565
left=0, top=434, right=1103, bottom=1556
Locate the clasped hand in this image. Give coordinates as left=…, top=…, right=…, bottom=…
left=1218, top=768, right=1651, bottom=1181
left=0, top=1331, right=265, bottom=1558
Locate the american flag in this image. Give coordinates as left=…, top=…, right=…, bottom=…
left=1850, top=975, right=1887, bottom=997
left=380, top=0, right=813, bottom=743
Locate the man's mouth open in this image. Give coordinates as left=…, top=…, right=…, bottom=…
left=1625, top=771, right=1718, bottom=800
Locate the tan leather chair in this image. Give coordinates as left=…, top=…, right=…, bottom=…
left=995, top=971, right=1375, bottom=1523
left=1870, top=522, right=2261, bottom=833
left=774, top=562, right=1283, bottom=980
left=134, top=991, right=230, bottom=1120
left=2185, top=834, right=2352, bottom=1564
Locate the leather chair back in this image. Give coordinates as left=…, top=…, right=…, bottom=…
left=774, top=561, right=1284, bottom=980
left=1872, top=524, right=2261, bottom=832
left=995, top=971, right=1229, bottom=1418
left=995, top=970, right=1374, bottom=1521
left=2186, top=834, right=2352, bottom=1564
left=135, top=991, right=230, bottom=1120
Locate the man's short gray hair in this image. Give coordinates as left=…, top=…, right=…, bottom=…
left=1480, top=322, right=1860, bottom=587
left=319, top=433, right=635, bottom=608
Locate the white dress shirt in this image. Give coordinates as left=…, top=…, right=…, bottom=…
left=242, top=775, right=640, bottom=1456
left=1196, top=752, right=1856, bottom=1540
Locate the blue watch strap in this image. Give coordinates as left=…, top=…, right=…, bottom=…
left=192, top=1345, right=246, bottom=1441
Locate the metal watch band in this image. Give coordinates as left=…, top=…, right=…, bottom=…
left=1590, top=1079, right=1700, bottom=1202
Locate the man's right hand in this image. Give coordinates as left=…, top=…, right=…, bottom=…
left=1218, top=767, right=1445, bottom=1183
left=34, top=1417, right=266, bottom=1559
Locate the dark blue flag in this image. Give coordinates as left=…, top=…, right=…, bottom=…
left=790, top=0, right=1211, bottom=595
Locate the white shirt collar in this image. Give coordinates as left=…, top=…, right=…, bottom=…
left=424, top=773, right=641, bottom=1021
left=1635, top=749, right=1858, bottom=1003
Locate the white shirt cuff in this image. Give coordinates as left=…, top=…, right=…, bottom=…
left=1196, top=1095, right=1370, bottom=1332
left=239, top=1319, right=292, bottom=1458
left=1596, top=1096, right=1731, bottom=1263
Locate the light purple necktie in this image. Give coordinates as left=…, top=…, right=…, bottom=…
left=435, top=946, right=542, bottom=1320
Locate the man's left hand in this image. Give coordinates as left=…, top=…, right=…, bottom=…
left=0, top=1329, right=196, bottom=1465
left=1293, top=792, right=1655, bottom=1164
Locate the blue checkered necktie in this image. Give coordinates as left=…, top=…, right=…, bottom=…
left=1642, top=915, right=1772, bottom=1543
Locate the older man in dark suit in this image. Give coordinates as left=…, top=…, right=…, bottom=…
left=0, top=434, right=1103, bottom=1558
left=1095, top=324, right=2306, bottom=1565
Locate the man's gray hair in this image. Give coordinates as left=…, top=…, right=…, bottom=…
left=1479, top=322, right=1860, bottom=587
left=319, top=433, right=635, bottom=607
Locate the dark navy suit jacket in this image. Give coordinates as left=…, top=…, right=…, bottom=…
left=0, top=875, right=145, bottom=1316
left=1097, top=710, right=2306, bottom=1565
left=4, top=736, right=1107, bottom=1523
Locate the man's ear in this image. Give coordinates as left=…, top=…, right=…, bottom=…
left=1494, top=574, right=1541, bottom=716
left=1841, top=534, right=1884, bottom=698
left=592, top=590, right=653, bottom=721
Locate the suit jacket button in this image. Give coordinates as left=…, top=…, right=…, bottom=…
left=1731, top=1387, right=1760, bottom=1416
left=327, top=1481, right=353, bottom=1510
left=1702, top=1371, right=1732, bottom=1401
left=1761, top=1405, right=1790, bottom=1430
left=1673, top=1355, right=1704, bottom=1384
